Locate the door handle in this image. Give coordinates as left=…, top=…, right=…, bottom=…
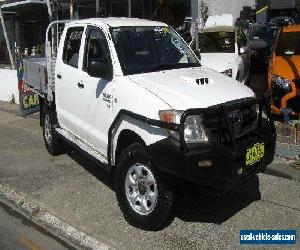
left=77, top=82, right=84, bottom=89
left=57, top=73, right=62, bottom=79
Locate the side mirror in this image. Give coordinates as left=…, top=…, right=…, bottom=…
left=88, top=59, right=112, bottom=79
left=239, top=46, right=248, bottom=54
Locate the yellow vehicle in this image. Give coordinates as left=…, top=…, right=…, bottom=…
left=268, top=25, right=300, bottom=116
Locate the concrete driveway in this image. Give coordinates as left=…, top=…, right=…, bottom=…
left=0, top=101, right=299, bottom=249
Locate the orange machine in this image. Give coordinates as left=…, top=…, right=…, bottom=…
left=268, top=25, right=300, bottom=116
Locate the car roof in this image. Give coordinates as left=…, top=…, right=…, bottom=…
left=281, top=24, right=300, bottom=32
left=68, top=17, right=168, bottom=28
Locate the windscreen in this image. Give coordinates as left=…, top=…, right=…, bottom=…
left=192, top=31, right=235, bottom=53
left=273, top=17, right=294, bottom=28
left=276, top=31, right=300, bottom=56
left=249, top=26, right=278, bottom=42
left=110, top=26, right=200, bottom=75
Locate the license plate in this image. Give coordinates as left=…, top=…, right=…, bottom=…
left=246, top=143, right=265, bottom=166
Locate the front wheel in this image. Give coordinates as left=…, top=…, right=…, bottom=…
left=114, top=143, right=173, bottom=230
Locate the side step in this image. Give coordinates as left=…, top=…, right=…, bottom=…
left=55, top=128, right=110, bottom=168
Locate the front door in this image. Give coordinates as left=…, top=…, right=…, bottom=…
left=80, top=26, right=114, bottom=155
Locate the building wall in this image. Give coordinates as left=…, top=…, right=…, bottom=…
left=202, top=0, right=256, bottom=22
left=0, top=68, right=18, bottom=103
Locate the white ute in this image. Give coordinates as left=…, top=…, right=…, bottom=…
left=22, top=18, right=276, bottom=230
left=190, top=14, right=251, bottom=84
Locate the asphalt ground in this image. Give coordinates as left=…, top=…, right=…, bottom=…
left=0, top=100, right=299, bottom=249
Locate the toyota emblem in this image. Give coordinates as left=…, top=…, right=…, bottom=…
left=230, top=111, right=243, bottom=124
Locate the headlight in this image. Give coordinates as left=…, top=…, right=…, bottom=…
left=273, top=75, right=292, bottom=92
left=184, top=115, right=208, bottom=143
left=159, top=110, right=209, bottom=143
left=221, top=69, right=232, bottom=77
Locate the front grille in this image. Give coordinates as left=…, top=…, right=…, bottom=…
left=202, top=102, right=258, bottom=144
left=181, top=97, right=275, bottom=154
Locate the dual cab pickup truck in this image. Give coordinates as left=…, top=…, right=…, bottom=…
left=22, top=18, right=276, bottom=230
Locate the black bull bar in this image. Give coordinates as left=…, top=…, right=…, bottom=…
left=107, top=95, right=275, bottom=166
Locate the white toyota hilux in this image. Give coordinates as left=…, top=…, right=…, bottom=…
left=190, top=15, right=251, bottom=84
left=22, top=18, right=276, bottom=230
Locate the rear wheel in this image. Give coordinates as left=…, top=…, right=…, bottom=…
left=115, top=143, right=173, bottom=230
left=42, top=105, right=64, bottom=155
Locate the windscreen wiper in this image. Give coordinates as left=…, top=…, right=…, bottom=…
left=149, top=63, right=200, bottom=72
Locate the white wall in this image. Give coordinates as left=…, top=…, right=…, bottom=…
left=203, top=0, right=256, bottom=22
left=0, top=68, right=19, bottom=104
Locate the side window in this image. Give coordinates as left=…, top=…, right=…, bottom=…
left=62, top=27, right=84, bottom=68
left=237, top=28, right=248, bottom=48
left=83, top=26, right=111, bottom=71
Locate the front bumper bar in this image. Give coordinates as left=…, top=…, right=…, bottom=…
left=148, top=127, right=275, bottom=190
left=108, top=96, right=276, bottom=190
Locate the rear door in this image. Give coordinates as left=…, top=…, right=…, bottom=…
left=55, top=25, right=88, bottom=140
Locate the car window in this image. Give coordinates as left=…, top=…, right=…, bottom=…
left=272, top=17, right=295, bottom=28
left=110, top=26, right=200, bottom=75
left=83, top=26, right=112, bottom=72
left=191, top=31, right=235, bottom=53
left=62, top=27, right=84, bottom=68
left=276, top=31, right=300, bottom=56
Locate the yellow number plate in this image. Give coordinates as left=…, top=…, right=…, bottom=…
left=246, top=143, right=265, bottom=166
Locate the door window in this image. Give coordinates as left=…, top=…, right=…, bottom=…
left=83, top=26, right=112, bottom=72
left=62, top=27, right=84, bottom=68
left=276, top=31, right=300, bottom=56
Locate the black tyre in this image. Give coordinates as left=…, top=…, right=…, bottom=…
left=42, top=105, right=64, bottom=155
left=114, top=143, right=173, bottom=231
